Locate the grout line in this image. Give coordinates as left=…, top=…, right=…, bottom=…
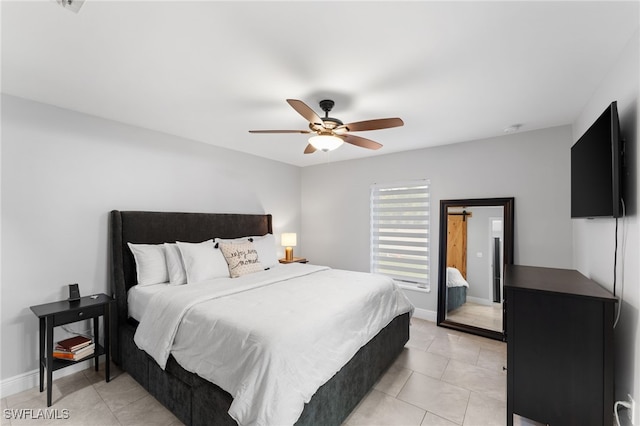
left=438, top=358, right=450, bottom=380
left=460, top=390, right=471, bottom=426
left=90, top=373, right=124, bottom=425
left=418, top=410, right=427, bottom=425
left=395, top=369, right=414, bottom=398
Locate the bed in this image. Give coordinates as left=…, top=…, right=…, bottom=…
left=446, top=266, right=468, bottom=312
left=109, top=210, right=412, bottom=426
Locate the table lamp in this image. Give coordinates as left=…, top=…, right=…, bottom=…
left=281, top=233, right=297, bottom=261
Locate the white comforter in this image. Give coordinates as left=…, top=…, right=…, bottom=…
left=446, top=266, right=470, bottom=288
left=134, top=263, right=413, bottom=426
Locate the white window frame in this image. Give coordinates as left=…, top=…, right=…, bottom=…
left=370, top=179, right=430, bottom=291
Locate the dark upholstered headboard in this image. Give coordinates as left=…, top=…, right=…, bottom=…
left=109, top=210, right=273, bottom=356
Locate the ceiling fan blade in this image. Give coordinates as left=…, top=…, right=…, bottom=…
left=286, top=99, right=323, bottom=126
left=341, top=118, right=404, bottom=132
left=341, top=134, right=383, bottom=150
left=248, top=130, right=311, bottom=134
left=304, top=144, right=317, bottom=154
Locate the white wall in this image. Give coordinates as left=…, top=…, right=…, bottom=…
left=466, top=206, right=503, bottom=302
left=301, top=125, right=574, bottom=315
left=572, top=28, right=639, bottom=418
left=0, top=95, right=301, bottom=393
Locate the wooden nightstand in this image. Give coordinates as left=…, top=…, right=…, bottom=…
left=279, top=257, right=308, bottom=264
left=30, top=293, right=112, bottom=406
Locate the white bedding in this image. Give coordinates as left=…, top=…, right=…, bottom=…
left=127, top=282, right=168, bottom=322
left=134, top=263, right=413, bottom=426
left=447, top=266, right=470, bottom=288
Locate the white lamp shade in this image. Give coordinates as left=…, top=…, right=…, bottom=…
left=309, top=135, right=343, bottom=152
left=281, top=233, right=297, bottom=247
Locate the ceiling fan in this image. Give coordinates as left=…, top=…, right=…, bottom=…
left=249, top=99, right=404, bottom=154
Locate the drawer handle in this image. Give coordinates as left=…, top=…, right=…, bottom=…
left=78, top=312, right=84, bottom=317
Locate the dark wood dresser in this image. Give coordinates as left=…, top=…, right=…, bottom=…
left=504, top=265, right=616, bottom=426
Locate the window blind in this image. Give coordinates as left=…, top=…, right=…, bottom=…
left=370, top=180, right=430, bottom=288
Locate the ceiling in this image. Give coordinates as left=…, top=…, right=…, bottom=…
left=2, top=1, right=638, bottom=167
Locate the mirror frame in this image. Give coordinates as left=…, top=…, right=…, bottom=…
left=436, top=197, right=514, bottom=341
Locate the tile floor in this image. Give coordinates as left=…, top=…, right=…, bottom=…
left=344, top=317, right=508, bottom=425
left=1, top=318, right=533, bottom=426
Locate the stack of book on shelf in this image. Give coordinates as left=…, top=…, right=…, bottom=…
left=53, top=336, right=95, bottom=361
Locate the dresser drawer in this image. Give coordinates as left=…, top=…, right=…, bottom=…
left=53, top=304, right=104, bottom=326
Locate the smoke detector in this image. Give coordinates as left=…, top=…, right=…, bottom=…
left=55, top=0, right=85, bottom=13
left=503, top=124, right=523, bottom=133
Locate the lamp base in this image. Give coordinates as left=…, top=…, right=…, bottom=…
left=285, top=247, right=293, bottom=261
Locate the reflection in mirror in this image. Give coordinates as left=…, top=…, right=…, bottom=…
left=437, top=198, right=514, bottom=341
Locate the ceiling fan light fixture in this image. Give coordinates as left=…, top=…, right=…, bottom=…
left=309, top=134, right=343, bottom=152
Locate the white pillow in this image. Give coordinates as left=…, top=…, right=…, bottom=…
left=215, top=236, right=251, bottom=244
left=177, top=240, right=229, bottom=284
left=215, top=234, right=279, bottom=269
left=251, top=234, right=278, bottom=269
left=164, top=243, right=187, bottom=285
left=127, top=243, right=169, bottom=286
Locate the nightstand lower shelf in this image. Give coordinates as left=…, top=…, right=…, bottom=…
left=44, top=345, right=106, bottom=372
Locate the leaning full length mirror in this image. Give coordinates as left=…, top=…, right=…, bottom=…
left=437, top=198, right=514, bottom=341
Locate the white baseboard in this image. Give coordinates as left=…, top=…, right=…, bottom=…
left=0, top=369, right=39, bottom=399
left=0, top=357, right=102, bottom=399
left=412, top=307, right=437, bottom=322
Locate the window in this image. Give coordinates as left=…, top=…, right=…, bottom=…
left=370, top=180, right=430, bottom=289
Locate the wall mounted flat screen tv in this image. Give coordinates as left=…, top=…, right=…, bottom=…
left=571, top=101, right=622, bottom=218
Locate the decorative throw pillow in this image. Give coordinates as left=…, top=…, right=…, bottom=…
left=215, top=234, right=278, bottom=269
left=219, top=241, right=263, bottom=278
left=164, top=243, right=187, bottom=285
left=127, top=243, right=169, bottom=286
left=177, top=240, right=230, bottom=284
